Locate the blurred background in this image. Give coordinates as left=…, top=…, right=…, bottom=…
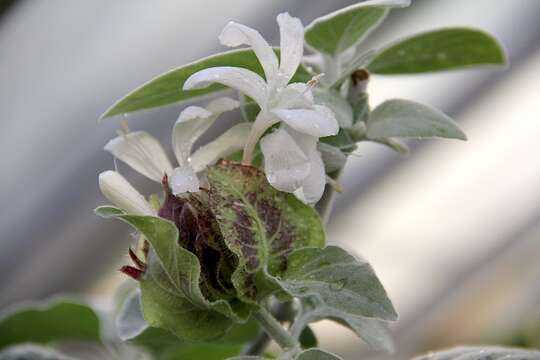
left=1, top=0, right=539, bottom=359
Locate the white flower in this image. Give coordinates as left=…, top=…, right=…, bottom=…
left=103, top=97, right=251, bottom=202
left=183, top=13, right=339, bottom=204
left=98, top=170, right=155, bottom=215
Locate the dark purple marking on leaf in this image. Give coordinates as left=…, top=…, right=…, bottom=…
left=157, top=178, right=237, bottom=300
left=120, top=265, right=144, bottom=280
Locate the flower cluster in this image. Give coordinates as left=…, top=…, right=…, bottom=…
left=99, top=12, right=338, bottom=211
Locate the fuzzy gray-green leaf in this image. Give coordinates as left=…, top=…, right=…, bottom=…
left=207, top=161, right=325, bottom=303
left=296, top=348, right=343, bottom=360
left=413, top=346, right=540, bottom=360
left=305, top=1, right=410, bottom=56
left=276, top=246, right=397, bottom=321
left=100, top=49, right=310, bottom=119
left=367, top=99, right=466, bottom=140
left=368, top=28, right=506, bottom=74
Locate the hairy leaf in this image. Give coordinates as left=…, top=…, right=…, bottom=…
left=207, top=161, right=325, bottom=303
left=95, top=206, right=251, bottom=341
left=369, top=28, right=506, bottom=74
left=367, top=99, right=466, bottom=140
left=296, top=348, right=343, bottom=360
left=0, top=300, right=100, bottom=350
left=294, top=298, right=394, bottom=352
left=413, top=346, right=540, bottom=360
left=101, top=49, right=310, bottom=119
left=305, top=0, right=410, bottom=56
left=276, top=246, right=397, bottom=321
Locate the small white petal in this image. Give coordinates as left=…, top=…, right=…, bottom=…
left=290, top=131, right=326, bottom=204
left=272, top=105, right=339, bottom=138
left=219, top=22, right=278, bottom=81
left=104, top=131, right=173, bottom=183
left=183, top=67, right=267, bottom=106
left=170, top=166, right=200, bottom=195
left=260, top=127, right=310, bottom=193
left=98, top=170, right=155, bottom=215
left=277, top=13, right=304, bottom=83
left=173, top=97, right=239, bottom=166
left=206, top=96, right=240, bottom=113
left=190, top=122, right=252, bottom=172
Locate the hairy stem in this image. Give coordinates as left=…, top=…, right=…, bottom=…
left=253, top=306, right=299, bottom=350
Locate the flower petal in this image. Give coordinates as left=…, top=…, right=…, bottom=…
left=272, top=105, right=339, bottom=138
left=170, top=166, right=200, bottom=195
left=219, top=22, right=278, bottom=81
left=98, top=170, right=155, bottom=215
left=172, top=97, right=239, bottom=166
left=190, top=122, right=252, bottom=172
left=183, top=66, right=267, bottom=106
left=275, top=83, right=314, bottom=109
left=104, top=131, right=173, bottom=182
left=260, top=127, right=310, bottom=193
left=289, top=129, right=327, bottom=204
left=277, top=13, right=304, bottom=83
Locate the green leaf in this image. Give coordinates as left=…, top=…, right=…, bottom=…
left=275, top=246, right=397, bottom=321
left=313, top=89, right=353, bottom=129
left=116, top=289, right=147, bottom=341
left=96, top=206, right=251, bottom=341
left=368, top=28, right=506, bottom=74
left=367, top=99, right=466, bottom=140
left=305, top=0, right=409, bottom=56
left=413, top=346, right=540, bottom=360
left=295, top=298, right=394, bottom=352
left=296, top=348, right=343, bottom=360
left=0, top=345, right=74, bottom=360
left=207, top=161, right=325, bottom=303
left=160, top=344, right=242, bottom=360
left=0, top=300, right=101, bottom=350
left=100, top=49, right=310, bottom=119
left=239, top=94, right=260, bottom=123
left=299, top=326, right=318, bottom=349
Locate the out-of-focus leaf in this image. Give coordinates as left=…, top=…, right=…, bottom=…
left=305, top=0, right=410, bottom=56
left=296, top=348, right=343, bottom=360
left=0, top=300, right=101, bottom=350
left=160, top=344, right=242, bottom=360
left=367, top=99, right=466, bottom=140
left=369, top=28, right=506, bottom=74
left=299, top=326, right=318, bottom=349
left=413, top=346, right=540, bottom=360
left=100, top=49, right=310, bottom=119
left=0, top=345, right=74, bottom=360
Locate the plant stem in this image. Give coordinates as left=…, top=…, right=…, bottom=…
left=253, top=306, right=298, bottom=350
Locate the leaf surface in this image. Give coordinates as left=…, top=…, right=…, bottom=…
left=369, top=28, right=506, bottom=74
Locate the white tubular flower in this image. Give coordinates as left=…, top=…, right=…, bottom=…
left=98, top=170, right=155, bottom=215
left=103, top=97, right=250, bottom=197
left=183, top=13, right=339, bottom=203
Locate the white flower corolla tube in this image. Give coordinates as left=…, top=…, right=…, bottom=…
left=98, top=170, right=155, bottom=215
left=101, top=97, right=251, bottom=209
left=183, top=12, right=339, bottom=203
